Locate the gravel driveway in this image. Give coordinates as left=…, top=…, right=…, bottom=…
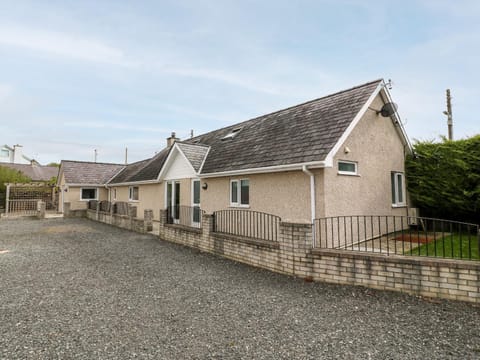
left=1, top=218, right=479, bottom=359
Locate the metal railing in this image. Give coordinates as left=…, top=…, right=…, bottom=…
left=6, top=199, right=39, bottom=215
left=314, top=215, right=480, bottom=260
left=87, top=200, right=98, bottom=210
left=167, top=205, right=203, bottom=228
left=213, top=209, right=280, bottom=242
left=113, top=202, right=129, bottom=215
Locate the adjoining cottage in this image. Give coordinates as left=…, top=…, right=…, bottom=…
left=57, top=161, right=124, bottom=213
left=58, top=79, right=412, bottom=224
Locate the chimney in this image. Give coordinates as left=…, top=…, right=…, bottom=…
left=166, top=132, right=179, bottom=147
left=13, top=144, right=23, bottom=164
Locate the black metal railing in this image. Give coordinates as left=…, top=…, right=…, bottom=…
left=213, top=209, right=281, bottom=242
left=87, top=200, right=98, bottom=210
left=113, top=202, right=129, bottom=215
left=167, top=205, right=203, bottom=228
left=314, top=215, right=480, bottom=260
left=99, top=200, right=111, bottom=212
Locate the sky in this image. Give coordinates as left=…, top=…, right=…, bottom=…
left=1, top=0, right=479, bottom=165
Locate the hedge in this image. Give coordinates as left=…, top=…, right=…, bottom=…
left=405, top=135, right=480, bottom=224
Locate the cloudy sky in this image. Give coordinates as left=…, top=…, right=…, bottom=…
left=1, top=0, right=479, bottom=164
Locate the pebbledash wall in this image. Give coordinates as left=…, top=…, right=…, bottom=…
left=84, top=206, right=480, bottom=304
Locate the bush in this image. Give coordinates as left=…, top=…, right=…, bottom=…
left=405, top=135, right=480, bottom=224
left=0, top=166, right=31, bottom=192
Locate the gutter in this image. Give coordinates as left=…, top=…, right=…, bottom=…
left=302, top=165, right=316, bottom=246
left=200, top=160, right=329, bottom=178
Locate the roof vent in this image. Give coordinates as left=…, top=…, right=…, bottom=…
left=222, top=127, right=242, bottom=141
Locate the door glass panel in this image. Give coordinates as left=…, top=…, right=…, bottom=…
left=167, top=182, right=173, bottom=221
left=193, top=180, right=200, bottom=205
left=193, top=180, right=200, bottom=223
left=174, top=182, right=180, bottom=220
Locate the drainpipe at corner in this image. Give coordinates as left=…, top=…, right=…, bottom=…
left=302, top=165, right=316, bottom=247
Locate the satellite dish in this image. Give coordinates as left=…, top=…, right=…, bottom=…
left=378, top=102, right=398, bottom=117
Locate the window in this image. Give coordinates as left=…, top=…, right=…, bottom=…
left=129, top=186, right=139, bottom=201
left=338, top=160, right=357, bottom=175
left=230, top=179, right=249, bottom=206
left=391, top=172, right=405, bottom=206
left=222, top=127, right=242, bottom=140
left=0, top=149, right=9, bottom=157
left=112, top=188, right=117, bottom=201
left=80, top=188, right=97, bottom=201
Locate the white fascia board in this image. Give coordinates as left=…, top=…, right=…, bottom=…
left=107, top=180, right=160, bottom=187
left=381, top=87, right=413, bottom=154
left=199, top=160, right=328, bottom=178
left=156, top=145, right=176, bottom=181
left=67, top=183, right=104, bottom=187
left=157, top=143, right=197, bottom=181
left=324, top=81, right=384, bottom=165
left=197, top=146, right=211, bottom=174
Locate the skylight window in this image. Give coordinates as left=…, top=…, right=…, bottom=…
left=222, top=127, right=242, bottom=140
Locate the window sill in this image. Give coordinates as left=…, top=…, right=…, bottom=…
left=80, top=199, right=98, bottom=202
left=128, top=200, right=139, bottom=203
left=337, top=172, right=360, bottom=177
left=229, top=204, right=250, bottom=209
left=392, top=204, right=407, bottom=208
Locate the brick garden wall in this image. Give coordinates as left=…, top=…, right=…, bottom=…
left=85, top=206, right=480, bottom=304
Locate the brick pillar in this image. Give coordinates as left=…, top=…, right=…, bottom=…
left=279, top=222, right=313, bottom=278
left=201, top=214, right=214, bottom=251
left=63, top=202, right=71, bottom=217
left=37, top=200, right=46, bottom=219
left=95, top=201, right=100, bottom=221
left=144, top=209, right=153, bottom=232
left=159, top=209, right=167, bottom=225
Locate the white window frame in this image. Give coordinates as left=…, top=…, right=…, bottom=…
left=112, top=188, right=117, bottom=201
left=391, top=171, right=406, bottom=207
left=129, top=186, right=139, bottom=202
left=191, top=179, right=201, bottom=225
left=337, top=160, right=358, bottom=176
left=80, top=187, right=98, bottom=201
left=230, top=179, right=249, bottom=207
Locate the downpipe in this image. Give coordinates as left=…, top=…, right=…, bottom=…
left=302, top=165, right=316, bottom=247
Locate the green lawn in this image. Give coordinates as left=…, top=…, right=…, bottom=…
left=405, top=233, right=479, bottom=260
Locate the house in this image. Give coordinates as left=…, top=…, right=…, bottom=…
left=59, top=79, right=412, bottom=224
left=0, top=144, right=37, bottom=164
left=57, top=161, right=124, bottom=213
left=0, top=163, right=58, bottom=182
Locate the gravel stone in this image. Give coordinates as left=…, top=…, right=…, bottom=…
left=1, top=218, right=479, bottom=359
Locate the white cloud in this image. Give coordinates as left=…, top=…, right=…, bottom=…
left=0, top=25, right=133, bottom=66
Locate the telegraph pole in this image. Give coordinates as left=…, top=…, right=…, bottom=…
left=94, top=149, right=98, bottom=163
left=443, top=89, right=453, bottom=140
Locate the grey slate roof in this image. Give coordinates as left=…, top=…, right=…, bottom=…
left=0, top=164, right=58, bottom=182
left=184, top=79, right=382, bottom=174
left=176, top=142, right=209, bottom=172
left=61, top=161, right=124, bottom=185
left=108, top=146, right=171, bottom=184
